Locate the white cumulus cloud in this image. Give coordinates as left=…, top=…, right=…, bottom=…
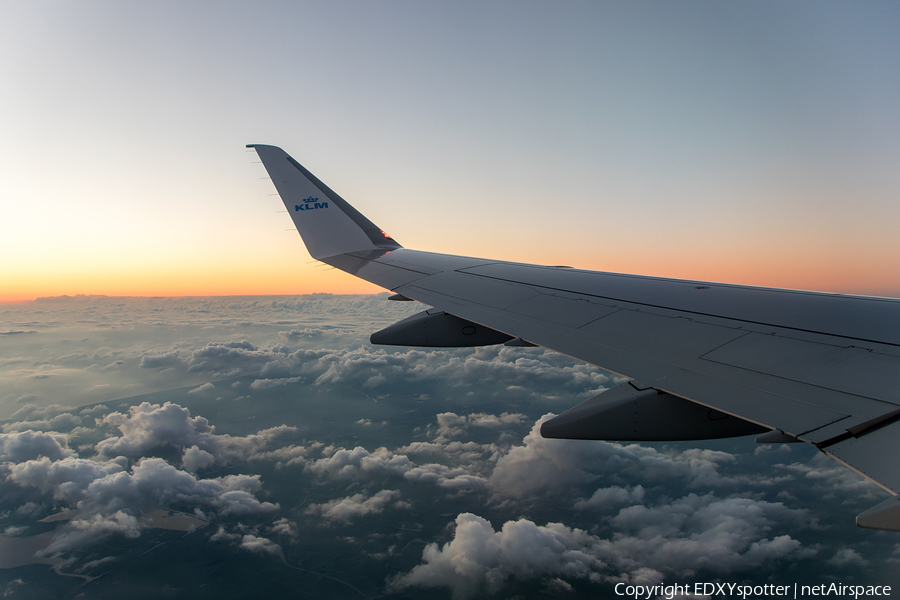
left=305, top=490, right=404, bottom=523
left=305, top=446, right=412, bottom=480
left=0, top=430, right=74, bottom=462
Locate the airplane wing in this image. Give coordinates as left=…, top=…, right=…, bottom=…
left=248, top=144, right=900, bottom=532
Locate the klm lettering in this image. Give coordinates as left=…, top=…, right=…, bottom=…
left=295, top=197, right=329, bottom=211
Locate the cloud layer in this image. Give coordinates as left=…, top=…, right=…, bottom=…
left=0, top=294, right=892, bottom=595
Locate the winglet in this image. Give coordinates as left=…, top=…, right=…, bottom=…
left=248, top=144, right=401, bottom=260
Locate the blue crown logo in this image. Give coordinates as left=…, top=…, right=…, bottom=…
left=295, top=197, right=329, bottom=211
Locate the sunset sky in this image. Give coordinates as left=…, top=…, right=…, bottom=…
left=2, top=1, right=899, bottom=302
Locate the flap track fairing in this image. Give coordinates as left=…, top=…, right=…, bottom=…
left=371, top=309, right=513, bottom=347
left=541, top=382, right=768, bottom=441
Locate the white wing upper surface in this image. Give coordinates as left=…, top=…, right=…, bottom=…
left=248, top=145, right=900, bottom=530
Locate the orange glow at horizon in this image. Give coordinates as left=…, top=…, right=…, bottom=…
left=1, top=264, right=385, bottom=304
left=5, top=248, right=898, bottom=304
left=578, top=256, right=899, bottom=299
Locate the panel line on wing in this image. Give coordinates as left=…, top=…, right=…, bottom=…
left=398, top=282, right=857, bottom=437
left=702, top=333, right=900, bottom=406
left=455, top=263, right=900, bottom=348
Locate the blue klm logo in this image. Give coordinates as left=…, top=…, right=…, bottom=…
left=295, top=196, right=328, bottom=211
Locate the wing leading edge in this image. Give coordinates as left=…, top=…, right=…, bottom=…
left=248, top=144, right=900, bottom=532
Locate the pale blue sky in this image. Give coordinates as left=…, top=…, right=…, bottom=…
left=2, top=1, right=899, bottom=299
